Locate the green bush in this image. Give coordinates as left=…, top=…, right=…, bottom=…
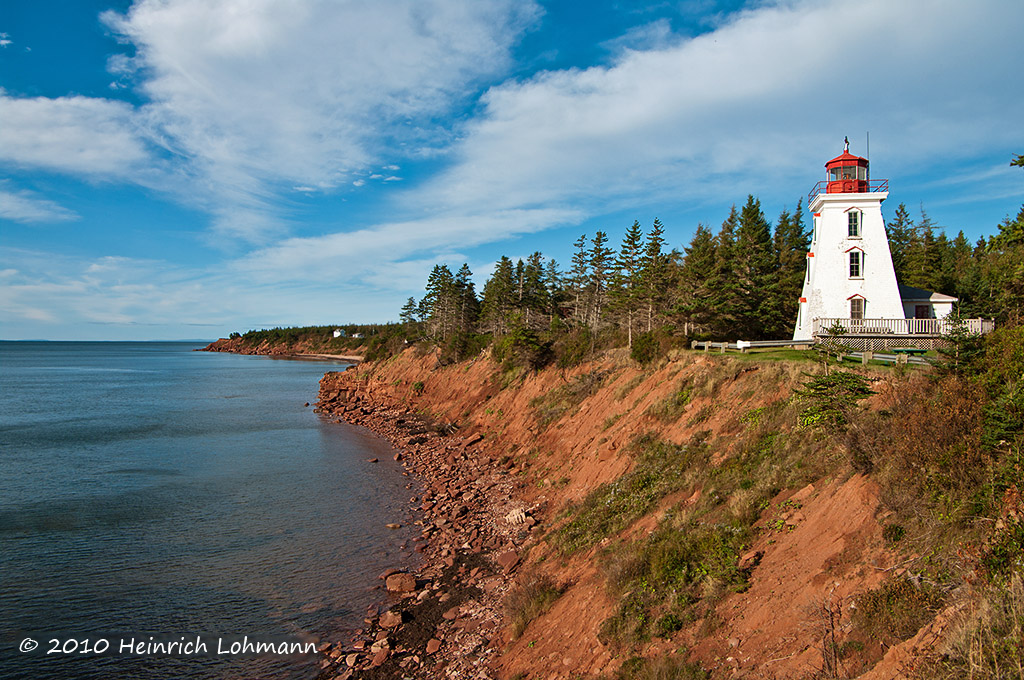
left=530, top=370, right=605, bottom=427
left=631, top=331, right=661, bottom=366
left=795, top=371, right=873, bottom=430
left=600, top=521, right=750, bottom=645
left=882, top=523, right=906, bottom=544
left=554, top=327, right=593, bottom=369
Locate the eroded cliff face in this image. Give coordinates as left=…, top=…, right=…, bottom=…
left=315, top=346, right=946, bottom=680
left=203, top=336, right=363, bottom=358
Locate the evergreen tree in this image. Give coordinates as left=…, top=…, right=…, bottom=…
left=769, top=200, right=809, bottom=338
left=706, top=206, right=745, bottom=338
left=480, top=257, right=516, bottom=334
left=676, top=223, right=718, bottom=335
left=399, top=297, right=418, bottom=326
left=734, top=195, right=778, bottom=338
left=544, top=258, right=565, bottom=323
left=422, top=264, right=456, bottom=340
left=520, top=252, right=548, bottom=327
left=639, top=218, right=669, bottom=332
left=453, top=263, right=480, bottom=332
left=887, top=202, right=915, bottom=282
left=569, top=234, right=589, bottom=327
left=587, top=231, right=614, bottom=332
left=609, top=220, right=644, bottom=346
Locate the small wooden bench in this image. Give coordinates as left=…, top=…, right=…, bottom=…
left=891, top=347, right=927, bottom=356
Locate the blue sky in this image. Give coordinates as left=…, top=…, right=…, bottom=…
left=1, top=0, right=1022, bottom=341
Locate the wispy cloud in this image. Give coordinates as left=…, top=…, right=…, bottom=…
left=0, top=92, right=150, bottom=177
left=415, top=0, right=1024, bottom=221
left=96, top=0, right=541, bottom=241
left=0, top=183, right=79, bottom=223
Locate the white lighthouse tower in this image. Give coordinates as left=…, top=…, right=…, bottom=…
left=793, top=141, right=905, bottom=340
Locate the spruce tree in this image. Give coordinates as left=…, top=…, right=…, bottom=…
left=887, top=203, right=915, bottom=282
left=610, top=220, right=644, bottom=346
left=677, top=223, right=718, bottom=335
left=453, top=263, right=480, bottom=332
left=769, top=199, right=809, bottom=338
left=544, top=258, right=566, bottom=324
left=587, top=231, right=614, bottom=332
left=734, top=195, right=778, bottom=338
left=399, top=297, right=418, bottom=326
left=569, top=235, right=589, bottom=327
left=707, top=206, right=744, bottom=338
left=639, top=218, right=668, bottom=332
left=521, top=252, right=548, bottom=327
left=480, top=257, right=516, bottom=334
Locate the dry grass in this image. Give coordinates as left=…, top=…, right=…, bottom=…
left=503, top=573, right=566, bottom=640
left=918, top=574, right=1024, bottom=680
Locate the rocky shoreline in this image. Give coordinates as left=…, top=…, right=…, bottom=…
left=312, top=370, right=541, bottom=679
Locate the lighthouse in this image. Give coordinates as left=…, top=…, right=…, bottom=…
left=793, top=141, right=905, bottom=340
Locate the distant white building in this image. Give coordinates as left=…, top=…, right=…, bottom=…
left=333, top=329, right=346, bottom=338
left=793, top=142, right=973, bottom=343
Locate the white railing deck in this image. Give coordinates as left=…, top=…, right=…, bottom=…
left=813, top=317, right=995, bottom=336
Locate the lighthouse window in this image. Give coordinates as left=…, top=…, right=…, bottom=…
left=849, top=251, right=863, bottom=278
left=848, top=211, right=861, bottom=237
left=850, top=297, right=865, bottom=320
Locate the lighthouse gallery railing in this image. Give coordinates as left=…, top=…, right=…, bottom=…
left=807, top=178, right=889, bottom=203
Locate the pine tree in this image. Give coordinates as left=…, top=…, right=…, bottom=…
left=734, top=195, right=778, bottom=338
left=399, top=297, right=418, bottom=326
left=544, top=258, right=565, bottom=324
left=887, top=203, right=915, bottom=283
left=422, top=264, right=456, bottom=340
left=609, top=220, right=644, bottom=346
left=706, top=206, right=744, bottom=338
left=587, top=231, right=614, bottom=332
left=453, top=263, right=480, bottom=332
left=676, top=223, right=717, bottom=335
left=639, top=218, right=668, bottom=332
left=768, top=199, right=809, bottom=338
left=480, top=257, right=516, bottom=334
left=569, top=235, right=589, bottom=327
left=520, top=252, right=548, bottom=327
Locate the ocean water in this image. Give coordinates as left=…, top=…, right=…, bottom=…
left=0, top=342, right=418, bottom=679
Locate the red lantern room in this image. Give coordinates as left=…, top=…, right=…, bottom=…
left=825, top=138, right=869, bottom=193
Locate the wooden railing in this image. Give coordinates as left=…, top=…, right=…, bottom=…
left=813, top=317, right=995, bottom=336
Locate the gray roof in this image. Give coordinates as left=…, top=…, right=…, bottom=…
left=898, top=283, right=958, bottom=303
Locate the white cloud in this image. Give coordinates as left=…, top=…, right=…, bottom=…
left=0, top=184, right=79, bottom=223
left=234, top=207, right=582, bottom=283
left=96, top=0, right=540, bottom=240
left=0, top=92, right=151, bottom=177
left=414, top=0, right=1024, bottom=219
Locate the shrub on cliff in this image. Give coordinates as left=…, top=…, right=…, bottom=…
left=492, top=321, right=552, bottom=371
left=630, top=331, right=659, bottom=365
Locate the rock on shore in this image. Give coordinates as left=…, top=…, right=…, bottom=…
left=312, top=370, right=540, bottom=680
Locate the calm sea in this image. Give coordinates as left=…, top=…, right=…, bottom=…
left=0, top=342, right=418, bottom=679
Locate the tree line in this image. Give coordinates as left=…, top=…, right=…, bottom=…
left=402, top=168, right=1023, bottom=362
